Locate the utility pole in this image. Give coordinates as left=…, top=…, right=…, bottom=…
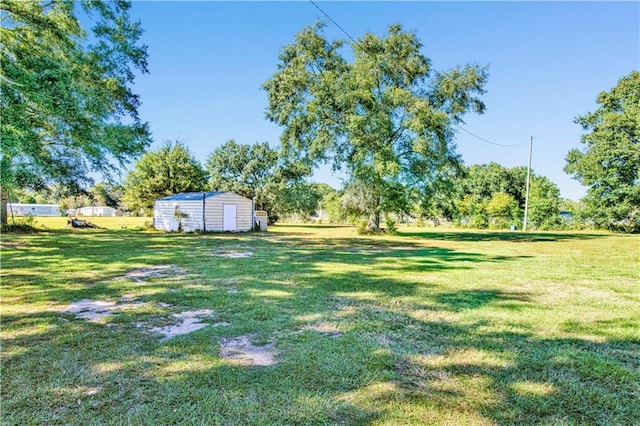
left=523, top=136, right=533, bottom=232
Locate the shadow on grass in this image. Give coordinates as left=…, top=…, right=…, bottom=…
left=435, top=289, right=533, bottom=312
left=3, top=293, right=638, bottom=424
left=399, top=230, right=610, bottom=242
left=2, top=228, right=638, bottom=424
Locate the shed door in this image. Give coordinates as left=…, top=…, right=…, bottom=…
left=223, top=204, right=237, bottom=231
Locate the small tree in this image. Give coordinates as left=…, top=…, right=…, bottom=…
left=486, top=192, right=519, bottom=227
left=121, top=141, right=208, bottom=215
left=89, top=182, right=123, bottom=208
left=527, top=176, right=562, bottom=230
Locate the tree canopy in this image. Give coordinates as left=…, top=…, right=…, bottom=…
left=264, top=22, right=488, bottom=231
left=205, top=139, right=317, bottom=222
left=206, top=140, right=279, bottom=211
left=452, top=162, right=561, bottom=229
left=121, top=141, right=208, bottom=215
left=565, top=71, right=640, bottom=232
left=1, top=0, right=151, bottom=223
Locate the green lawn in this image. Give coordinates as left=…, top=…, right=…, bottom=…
left=1, top=224, right=638, bottom=425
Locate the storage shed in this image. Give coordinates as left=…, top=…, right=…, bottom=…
left=153, top=191, right=253, bottom=232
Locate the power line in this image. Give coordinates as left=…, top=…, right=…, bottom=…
left=307, top=2, right=527, bottom=151
left=309, top=0, right=357, bottom=44
left=454, top=124, right=529, bottom=147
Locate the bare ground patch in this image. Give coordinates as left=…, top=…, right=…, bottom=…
left=300, top=323, right=342, bottom=337
left=62, top=299, right=149, bottom=323
left=118, top=265, right=187, bottom=283
left=215, top=251, right=254, bottom=258
left=150, top=309, right=216, bottom=341
left=219, top=335, right=278, bottom=366
left=62, top=298, right=226, bottom=341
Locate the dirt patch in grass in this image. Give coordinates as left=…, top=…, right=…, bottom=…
left=119, top=265, right=187, bottom=283
left=150, top=309, right=215, bottom=342
left=219, top=335, right=278, bottom=366
left=215, top=251, right=254, bottom=258
left=62, top=299, right=149, bottom=323
left=63, top=299, right=221, bottom=341
left=301, top=323, right=342, bottom=337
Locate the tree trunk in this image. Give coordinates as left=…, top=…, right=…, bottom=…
left=366, top=196, right=381, bottom=232
left=1, top=187, right=8, bottom=225
left=366, top=211, right=378, bottom=232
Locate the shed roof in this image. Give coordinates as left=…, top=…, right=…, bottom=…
left=157, top=191, right=229, bottom=201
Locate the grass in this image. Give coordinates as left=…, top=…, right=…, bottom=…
left=5, top=215, right=151, bottom=231
left=1, top=223, right=639, bottom=425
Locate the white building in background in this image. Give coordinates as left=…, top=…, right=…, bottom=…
left=77, top=206, right=116, bottom=216
left=153, top=191, right=253, bottom=232
left=9, top=203, right=61, bottom=217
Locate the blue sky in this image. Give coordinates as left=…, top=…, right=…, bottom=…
left=128, top=1, right=639, bottom=201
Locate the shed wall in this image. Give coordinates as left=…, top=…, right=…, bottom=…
left=204, top=192, right=253, bottom=231
left=154, top=192, right=253, bottom=232
left=154, top=200, right=204, bottom=232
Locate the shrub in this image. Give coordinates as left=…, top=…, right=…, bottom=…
left=2, top=215, right=39, bottom=233
left=384, top=214, right=398, bottom=235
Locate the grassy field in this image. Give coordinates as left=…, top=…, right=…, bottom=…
left=6, top=215, right=151, bottom=230
left=1, top=223, right=638, bottom=425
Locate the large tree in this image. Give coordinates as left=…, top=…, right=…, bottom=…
left=0, top=0, right=151, bottom=224
left=206, top=140, right=279, bottom=210
left=121, top=141, right=208, bottom=215
left=264, top=22, right=487, bottom=231
left=565, top=71, right=640, bottom=233
left=205, top=139, right=314, bottom=221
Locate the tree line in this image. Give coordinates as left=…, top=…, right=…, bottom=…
left=0, top=139, right=600, bottom=232
left=2, top=2, right=637, bottom=232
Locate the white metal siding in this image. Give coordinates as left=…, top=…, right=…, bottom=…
left=78, top=206, right=116, bottom=216
left=204, top=192, right=252, bottom=231
left=154, top=192, right=253, bottom=232
left=9, top=204, right=60, bottom=216
left=154, top=200, right=176, bottom=231
left=154, top=200, right=204, bottom=232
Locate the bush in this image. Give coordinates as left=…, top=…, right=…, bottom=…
left=384, top=215, right=398, bottom=235
left=356, top=220, right=369, bottom=234
left=2, top=215, right=39, bottom=233
left=356, top=220, right=386, bottom=235
left=470, top=214, right=488, bottom=229
left=488, top=218, right=512, bottom=230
